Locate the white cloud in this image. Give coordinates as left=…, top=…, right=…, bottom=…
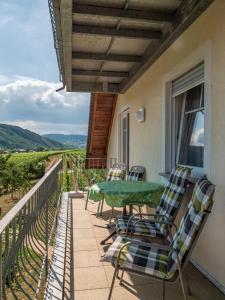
left=191, top=128, right=204, bottom=146
left=0, top=75, right=90, bottom=134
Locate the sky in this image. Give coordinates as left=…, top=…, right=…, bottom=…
left=0, top=0, right=90, bottom=135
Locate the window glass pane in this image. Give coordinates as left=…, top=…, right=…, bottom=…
left=185, top=85, right=202, bottom=112
left=178, top=110, right=204, bottom=167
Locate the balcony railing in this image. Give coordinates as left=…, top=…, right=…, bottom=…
left=0, top=159, right=63, bottom=299
left=67, top=156, right=117, bottom=191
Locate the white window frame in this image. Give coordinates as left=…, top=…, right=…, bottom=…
left=175, top=83, right=205, bottom=175
left=162, top=41, right=212, bottom=178
left=118, top=108, right=130, bottom=166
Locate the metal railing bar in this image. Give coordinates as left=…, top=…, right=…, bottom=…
left=0, top=159, right=62, bottom=235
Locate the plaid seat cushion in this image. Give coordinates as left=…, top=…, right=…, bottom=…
left=103, top=177, right=215, bottom=281
left=107, top=167, right=126, bottom=181
left=167, top=177, right=215, bottom=276
left=155, top=165, right=191, bottom=235
left=116, top=215, right=164, bottom=238
left=102, top=236, right=169, bottom=280
left=127, top=171, right=144, bottom=181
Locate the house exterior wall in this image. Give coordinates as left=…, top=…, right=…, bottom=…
left=107, top=0, right=225, bottom=291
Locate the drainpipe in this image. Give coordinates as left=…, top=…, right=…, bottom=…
left=56, top=82, right=65, bottom=92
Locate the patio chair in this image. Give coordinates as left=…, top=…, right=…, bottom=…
left=126, top=165, right=146, bottom=181
left=101, top=165, right=191, bottom=245
left=125, top=165, right=146, bottom=215
left=102, top=176, right=215, bottom=300
left=109, top=165, right=146, bottom=222
left=85, top=163, right=127, bottom=216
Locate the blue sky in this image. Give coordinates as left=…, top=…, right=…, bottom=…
left=0, top=0, right=90, bottom=135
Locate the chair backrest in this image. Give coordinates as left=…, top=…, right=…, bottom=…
left=126, top=166, right=145, bottom=181
left=107, top=163, right=127, bottom=181
left=155, top=165, right=191, bottom=235
left=167, top=177, right=215, bottom=278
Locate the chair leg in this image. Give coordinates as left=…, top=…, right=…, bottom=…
left=108, top=266, right=119, bottom=300
left=97, top=200, right=101, bottom=218
left=85, top=191, right=89, bottom=210
left=178, top=267, right=187, bottom=300
left=109, top=207, right=114, bottom=224
left=119, top=270, right=125, bottom=285
left=100, top=199, right=104, bottom=216
left=138, top=206, right=142, bottom=218
left=100, top=230, right=117, bottom=245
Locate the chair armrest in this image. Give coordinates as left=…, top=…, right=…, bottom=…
left=131, top=219, right=177, bottom=236
left=126, top=213, right=174, bottom=235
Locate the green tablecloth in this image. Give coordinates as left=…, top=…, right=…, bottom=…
left=89, top=181, right=164, bottom=208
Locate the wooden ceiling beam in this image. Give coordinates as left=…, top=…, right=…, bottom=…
left=73, top=4, right=175, bottom=23
left=72, top=69, right=129, bottom=78
left=73, top=24, right=162, bottom=40
left=120, top=0, right=215, bottom=93
left=72, top=82, right=120, bottom=93
left=72, top=51, right=142, bottom=63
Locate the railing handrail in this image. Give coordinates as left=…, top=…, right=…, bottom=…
left=0, top=158, right=63, bottom=234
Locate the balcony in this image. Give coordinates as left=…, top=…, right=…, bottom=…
left=0, top=156, right=224, bottom=299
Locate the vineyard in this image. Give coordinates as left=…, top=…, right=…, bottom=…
left=0, top=149, right=84, bottom=217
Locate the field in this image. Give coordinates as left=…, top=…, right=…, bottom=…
left=0, top=149, right=85, bottom=217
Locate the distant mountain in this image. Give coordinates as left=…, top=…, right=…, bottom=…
left=0, top=123, right=64, bottom=150
left=43, top=134, right=87, bottom=148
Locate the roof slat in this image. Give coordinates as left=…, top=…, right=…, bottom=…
left=73, top=24, right=162, bottom=40
left=72, top=51, right=142, bottom=63
left=72, top=69, right=129, bottom=77
left=73, top=4, right=175, bottom=23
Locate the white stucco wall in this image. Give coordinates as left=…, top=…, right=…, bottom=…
left=107, top=0, right=225, bottom=290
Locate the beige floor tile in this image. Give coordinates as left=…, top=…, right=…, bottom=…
left=75, top=288, right=110, bottom=300
left=72, top=209, right=90, bottom=216
left=73, top=221, right=92, bottom=229
left=74, top=250, right=102, bottom=268
left=73, top=238, right=98, bottom=252
left=111, top=284, right=161, bottom=300
left=73, top=204, right=87, bottom=210
left=74, top=266, right=109, bottom=290
left=99, top=249, right=112, bottom=266
left=104, top=265, right=155, bottom=288
left=73, top=213, right=90, bottom=222
left=93, top=226, right=112, bottom=238
left=73, top=228, right=95, bottom=239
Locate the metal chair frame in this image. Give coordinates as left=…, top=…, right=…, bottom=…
left=85, top=163, right=127, bottom=217
left=100, top=181, right=188, bottom=245
left=108, top=202, right=213, bottom=300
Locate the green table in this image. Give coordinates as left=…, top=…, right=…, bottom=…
left=89, top=181, right=164, bottom=208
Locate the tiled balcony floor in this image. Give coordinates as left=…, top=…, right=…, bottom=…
left=69, top=195, right=225, bottom=300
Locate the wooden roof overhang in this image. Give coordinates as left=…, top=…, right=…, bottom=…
left=51, top=0, right=214, bottom=94
left=86, top=93, right=117, bottom=165
left=49, top=0, right=214, bottom=162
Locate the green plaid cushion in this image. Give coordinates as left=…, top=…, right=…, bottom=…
left=103, top=177, right=214, bottom=280
left=107, top=167, right=126, bottom=181
left=116, top=215, right=164, bottom=237
left=101, top=236, right=169, bottom=279
left=167, top=177, right=215, bottom=276
left=115, top=166, right=191, bottom=238
left=126, top=171, right=144, bottom=181
left=155, top=165, right=191, bottom=235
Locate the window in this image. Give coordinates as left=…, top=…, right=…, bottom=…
left=170, top=63, right=205, bottom=173
left=176, top=84, right=204, bottom=168
left=119, top=110, right=129, bottom=166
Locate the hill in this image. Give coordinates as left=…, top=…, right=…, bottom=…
left=43, top=134, right=87, bottom=148
left=0, top=124, right=64, bottom=150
